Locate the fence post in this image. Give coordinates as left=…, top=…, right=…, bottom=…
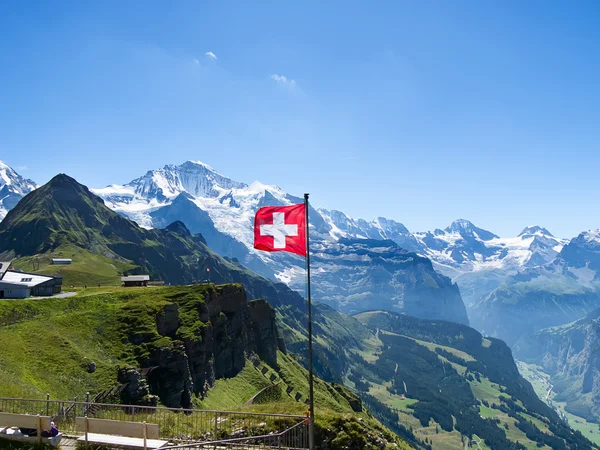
left=214, top=414, right=218, bottom=439
left=132, top=406, right=136, bottom=422
left=46, top=393, right=50, bottom=416
left=143, top=421, right=147, bottom=450
left=74, top=396, right=78, bottom=417
left=86, top=391, right=90, bottom=417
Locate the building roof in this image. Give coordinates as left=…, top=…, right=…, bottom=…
left=121, top=275, right=150, bottom=282
left=0, top=262, right=11, bottom=279
left=1, top=271, right=54, bottom=287
left=52, top=258, right=72, bottom=262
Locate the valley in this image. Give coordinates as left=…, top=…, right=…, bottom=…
left=517, top=362, right=600, bottom=446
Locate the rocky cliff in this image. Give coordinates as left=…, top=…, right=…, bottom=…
left=312, top=238, right=469, bottom=324
left=119, top=284, right=284, bottom=408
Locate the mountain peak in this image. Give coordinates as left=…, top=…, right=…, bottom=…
left=446, top=219, right=475, bottom=232
left=444, top=219, right=499, bottom=241
left=581, top=229, right=600, bottom=244
left=164, top=220, right=192, bottom=237
left=518, top=225, right=554, bottom=238
left=48, top=173, right=79, bottom=186
left=185, top=160, right=218, bottom=172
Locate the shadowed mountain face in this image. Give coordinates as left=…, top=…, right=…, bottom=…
left=311, top=238, right=468, bottom=323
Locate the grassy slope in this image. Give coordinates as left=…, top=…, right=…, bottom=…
left=353, top=312, right=593, bottom=450
left=12, top=245, right=136, bottom=286
left=356, top=332, right=548, bottom=450
left=0, top=286, right=412, bottom=450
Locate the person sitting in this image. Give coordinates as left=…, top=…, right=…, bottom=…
left=40, top=421, right=59, bottom=438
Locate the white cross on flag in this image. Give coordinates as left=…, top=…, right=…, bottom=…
left=254, top=204, right=306, bottom=256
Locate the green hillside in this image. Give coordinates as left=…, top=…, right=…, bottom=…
left=0, top=285, right=411, bottom=449
left=12, top=245, right=135, bottom=286
left=352, top=311, right=597, bottom=450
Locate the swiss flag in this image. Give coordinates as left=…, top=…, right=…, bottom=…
left=254, top=204, right=306, bottom=256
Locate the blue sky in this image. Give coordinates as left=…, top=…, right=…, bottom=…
left=1, top=1, right=599, bottom=238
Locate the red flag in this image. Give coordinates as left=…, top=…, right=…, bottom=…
left=254, top=204, right=306, bottom=256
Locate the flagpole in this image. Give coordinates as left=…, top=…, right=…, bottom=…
left=304, top=193, right=315, bottom=450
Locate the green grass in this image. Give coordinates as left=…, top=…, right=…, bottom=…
left=367, top=382, right=417, bottom=411
left=469, top=376, right=509, bottom=406
left=479, top=404, right=500, bottom=418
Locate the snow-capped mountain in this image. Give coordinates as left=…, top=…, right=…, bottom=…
left=0, top=160, right=36, bottom=221
left=410, top=220, right=567, bottom=306
left=471, top=229, right=600, bottom=345
left=94, top=161, right=246, bottom=228
left=414, top=220, right=564, bottom=273
left=92, top=160, right=469, bottom=324
left=317, top=211, right=565, bottom=307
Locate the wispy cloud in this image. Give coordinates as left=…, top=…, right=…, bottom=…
left=271, top=74, right=296, bottom=88
left=205, top=51, right=217, bottom=60
left=341, top=156, right=359, bottom=161
left=193, top=58, right=200, bottom=65
left=16, top=165, right=29, bottom=171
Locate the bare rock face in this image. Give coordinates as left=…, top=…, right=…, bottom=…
left=126, top=285, right=280, bottom=409
left=156, top=303, right=180, bottom=336
left=117, top=367, right=158, bottom=407
left=249, top=299, right=286, bottom=368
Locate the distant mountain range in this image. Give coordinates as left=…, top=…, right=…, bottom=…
left=473, top=230, right=600, bottom=344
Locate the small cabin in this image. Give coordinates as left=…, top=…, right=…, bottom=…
left=121, top=275, right=150, bottom=287
left=52, top=258, right=72, bottom=265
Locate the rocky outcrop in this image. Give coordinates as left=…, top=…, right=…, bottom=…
left=126, top=285, right=281, bottom=409
left=117, top=367, right=158, bottom=407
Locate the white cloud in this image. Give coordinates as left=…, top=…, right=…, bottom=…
left=193, top=58, right=200, bottom=65
left=205, top=51, right=217, bottom=60
left=271, top=74, right=296, bottom=87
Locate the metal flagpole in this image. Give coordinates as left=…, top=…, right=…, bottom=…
left=304, top=193, right=315, bottom=449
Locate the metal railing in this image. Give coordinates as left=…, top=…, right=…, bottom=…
left=161, top=420, right=308, bottom=449
left=0, top=397, right=308, bottom=447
